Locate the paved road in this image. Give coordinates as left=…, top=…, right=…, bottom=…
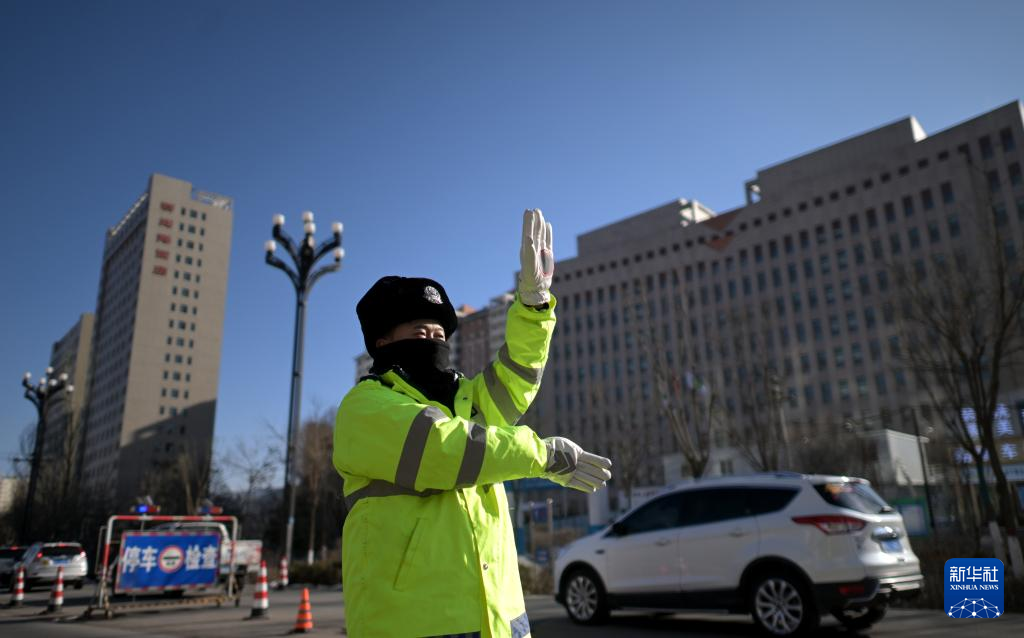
left=0, top=585, right=1018, bottom=636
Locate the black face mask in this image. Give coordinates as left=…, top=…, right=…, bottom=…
left=371, top=339, right=459, bottom=409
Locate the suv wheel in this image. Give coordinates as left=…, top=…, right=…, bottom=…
left=832, top=603, right=887, bottom=631
left=563, top=568, right=609, bottom=625
left=749, top=573, right=820, bottom=636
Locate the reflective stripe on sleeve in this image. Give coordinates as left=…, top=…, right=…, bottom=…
left=344, top=480, right=442, bottom=510
left=483, top=363, right=522, bottom=424
left=395, top=406, right=445, bottom=489
left=454, top=423, right=487, bottom=487
left=497, top=344, right=544, bottom=384
left=510, top=611, right=531, bottom=638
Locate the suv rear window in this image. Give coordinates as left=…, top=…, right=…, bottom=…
left=746, top=488, right=799, bottom=514
left=41, top=545, right=83, bottom=557
left=0, top=548, right=23, bottom=559
left=814, top=482, right=891, bottom=514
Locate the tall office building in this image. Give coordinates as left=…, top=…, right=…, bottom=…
left=80, top=174, right=233, bottom=507
left=41, top=313, right=94, bottom=476
left=533, top=101, right=1024, bottom=486
left=456, top=293, right=515, bottom=377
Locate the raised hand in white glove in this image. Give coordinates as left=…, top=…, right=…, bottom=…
left=518, top=208, right=554, bottom=307
left=542, top=437, right=612, bottom=493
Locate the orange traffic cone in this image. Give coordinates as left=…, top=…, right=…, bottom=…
left=291, top=587, right=313, bottom=633
left=46, top=566, right=64, bottom=613
left=247, top=560, right=270, bottom=619
left=8, top=565, right=25, bottom=607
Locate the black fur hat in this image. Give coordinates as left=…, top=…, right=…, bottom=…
left=357, top=276, right=458, bottom=356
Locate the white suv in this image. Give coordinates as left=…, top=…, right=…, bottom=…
left=17, top=542, right=88, bottom=590
left=554, top=474, right=923, bottom=636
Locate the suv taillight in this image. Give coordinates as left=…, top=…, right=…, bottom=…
left=792, top=515, right=866, bottom=535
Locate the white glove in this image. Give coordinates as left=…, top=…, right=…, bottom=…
left=543, top=437, right=612, bottom=493
left=518, top=208, right=554, bottom=307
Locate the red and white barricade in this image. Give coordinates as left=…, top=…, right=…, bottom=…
left=248, top=560, right=269, bottom=618
left=278, top=557, right=289, bottom=590
left=8, top=565, right=25, bottom=607
left=46, top=566, right=64, bottom=613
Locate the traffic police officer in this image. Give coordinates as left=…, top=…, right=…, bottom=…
left=334, top=209, right=612, bottom=637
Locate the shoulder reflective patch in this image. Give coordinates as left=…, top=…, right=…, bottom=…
left=497, top=344, right=544, bottom=384
left=395, top=406, right=446, bottom=490
left=455, top=423, right=487, bottom=487
left=510, top=611, right=531, bottom=638
left=483, top=363, right=522, bottom=424
left=344, top=480, right=442, bottom=510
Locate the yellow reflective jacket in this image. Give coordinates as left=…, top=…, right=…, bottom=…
left=334, top=296, right=556, bottom=638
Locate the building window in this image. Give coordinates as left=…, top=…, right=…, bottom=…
left=908, top=227, right=921, bottom=249
left=980, top=135, right=994, bottom=159
left=921, top=189, right=934, bottom=211
left=1001, top=127, right=1016, bottom=152
left=902, top=195, right=914, bottom=217
left=994, top=203, right=1009, bottom=227
left=1009, top=162, right=1022, bottom=186
left=877, top=271, right=889, bottom=292
left=940, top=181, right=954, bottom=204
left=988, top=170, right=1001, bottom=193
left=948, top=214, right=961, bottom=237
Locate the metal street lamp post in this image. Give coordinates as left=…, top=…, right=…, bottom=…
left=20, top=368, right=73, bottom=543
left=767, top=371, right=793, bottom=470
left=265, top=211, right=344, bottom=564
left=908, top=408, right=937, bottom=530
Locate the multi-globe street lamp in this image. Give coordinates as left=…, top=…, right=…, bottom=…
left=265, top=211, right=344, bottom=563
left=20, top=367, right=73, bottom=543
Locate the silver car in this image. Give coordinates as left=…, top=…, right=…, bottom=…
left=19, top=542, right=88, bottom=589
left=0, top=546, right=26, bottom=587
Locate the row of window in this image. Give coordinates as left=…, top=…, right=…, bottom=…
left=556, top=183, right=959, bottom=287
left=731, top=127, right=1017, bottom=234
left=170, top=302, right=199, bottom=315
left=171, top=286, right=199, bottom=299
left=165, top=336, right=196, bottom=348
left=556, top=128, right=1021, bottom=285
left=178, top=222, right=206, bottom=236
left=160, top=387, right=190, bottom=400
left=162, top=370, right=192, bottom=382
left=177, top=205, right=208, bottom=221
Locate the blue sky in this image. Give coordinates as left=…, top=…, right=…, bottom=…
left=2, top=1, right=1022, bottom=481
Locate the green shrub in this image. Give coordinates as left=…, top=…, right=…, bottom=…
left=288, top=560, right=342, bottom=586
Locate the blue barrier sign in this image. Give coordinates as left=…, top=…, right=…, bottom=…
left=115, top=531, right=220, bottom=593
